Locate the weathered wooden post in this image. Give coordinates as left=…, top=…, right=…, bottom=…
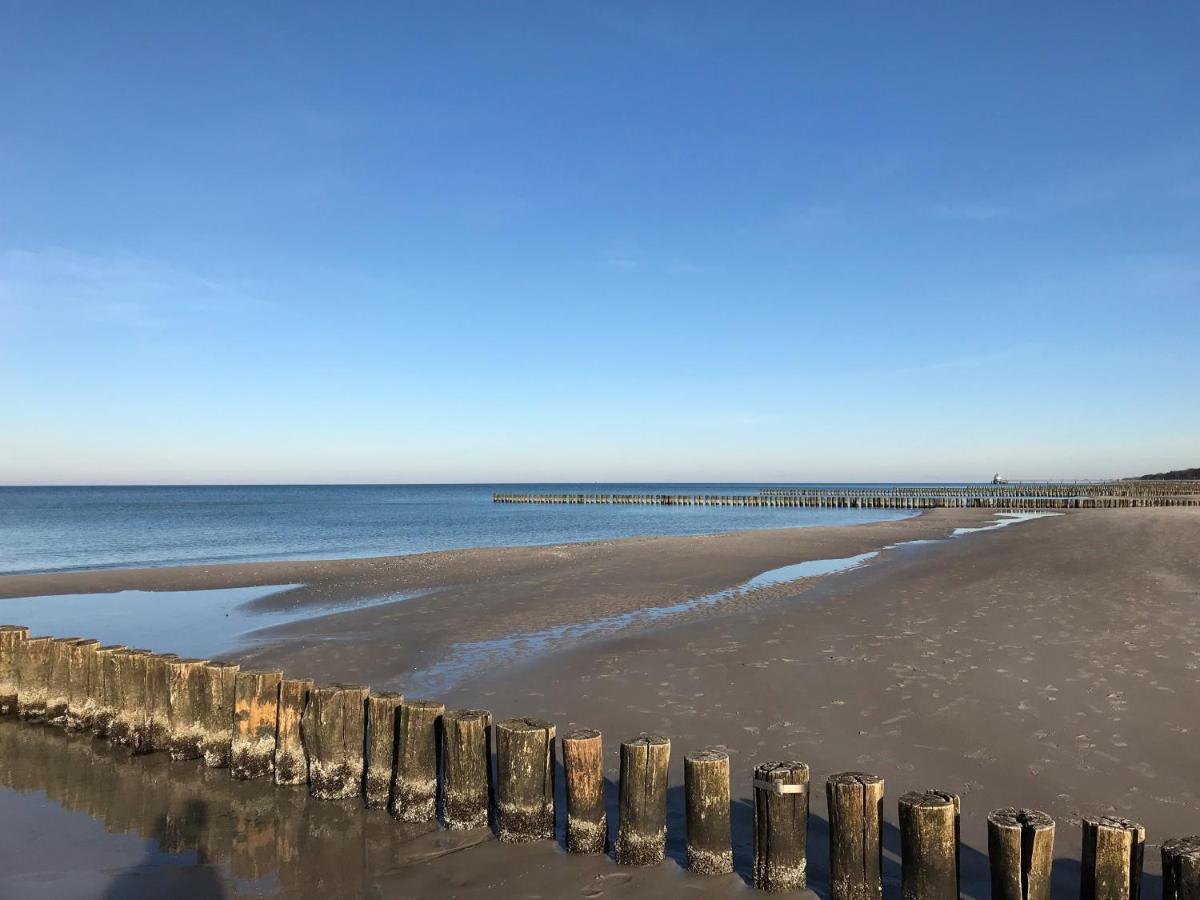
left=274, top=676, right=313, bottom=786
left=365, top=691, right=404, bottom=809
left=899, top=790, right=960, bottom=900
left=0, top=625, right=29, bottom=715
left=16, top=634, right=52, bottom=719
left=200, top=660, right=240, bottom=767
left=616, top=734, right=670, bottom=866
left=1081, top=815, right=1145, bottom=900
left=827, top=772, right=885, bottom=900
left=442, top=708, right=493, bottom=830
left=987, top=808, right=1054, bottom=900
left=562, top=728, right=607, bottom=854
left=167, top=658, right=210, bottom=760
left=301, top=683, right=368, bottom=800
left=46, top=636, right=82, bottom=724
left=753, top=760, right=810, bottom=891
left=111, top=648, right=152, bottom=748
left=1163, top=837, right=1200, bottom=900
left=65, top=638, right=100, bottom=731
left=495, top=717, right=556, bottom=842
left=89, top=644, right=125, bottom=736
left=390, top=699, right=444, bottom=823
left=144, top=652, right=177, bottom=750
left=685, top=748, right=733, bottom=875
left=230, top=669, right=282, bottom=780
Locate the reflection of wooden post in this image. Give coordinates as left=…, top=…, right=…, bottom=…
left=988, top=808, right=1054, bottom=900
left=899, top=790, right=960, bottom=900
left=1163, top=836, right=1200, bottom=900
left=685, top=748, right=732, bottom=875
left=827, top=772, right=885, bottom=900
left=390, top=699, right=444, bottom=823
left=201, top=660, right=240, bottom=768
left=442, top=709, right=493, bottom=830
left=365, top=691, right=404, bottom=809
left=16, top=635, right=52, bottom=720
left=65, top=638, right=100, bottom=731
left=562, top=728, right=607, bottom=854
left=616, top=734, right=671, bottom=866
left=145, top=652, right=177, bottom=750
left=231, top=669, right=282, bottom=780
left=753, top=761, right=810, bottom=891
left=1081, top=815, right=1145, bottom=900
left=274, top=677, right=313, bottom=786
left=495, top=717, right=556, bottom=842
left=301, top=684, right=368, bottom=800
left=0, top=625, right=29, bottom=715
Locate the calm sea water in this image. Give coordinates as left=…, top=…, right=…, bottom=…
left=0, top=484, right=922, bottom=576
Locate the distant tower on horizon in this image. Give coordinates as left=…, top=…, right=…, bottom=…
left=992, top=473, right=1008, bottom=484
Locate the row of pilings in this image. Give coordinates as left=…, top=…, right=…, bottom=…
left=1, top=624, right=1197, bottom=895
left=494, top=483, right=1200, bottom=509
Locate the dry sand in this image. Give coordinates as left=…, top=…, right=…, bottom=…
left=2, top=507, right=1198, bottom=899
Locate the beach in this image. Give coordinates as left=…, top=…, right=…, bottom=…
left=2, top=507, right=1199, bottom=897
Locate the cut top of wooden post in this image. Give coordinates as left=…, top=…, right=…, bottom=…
left=1082, top=815, right=1146, bottom=900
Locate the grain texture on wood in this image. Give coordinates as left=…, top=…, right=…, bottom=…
left=90, top=645, right=128, bottom=737
left=365, top=691, right=404, bottom=809
left=616, top=734, right=670, bottom=866
left=753, top=760, right=810, bottom=891
left=200, top=660, right=240, bottom=767
left=301, top=683, right=368, bottom=800
left=899, top=790, right=961, bottom=900
left=685, top=748, right=732, bottom=875
left=827, top=772, right=885, bottom=900
left=495, top=717, right=556, bottom=842
left=111, top=649, right=152, bottom=750
left=442, top=708, right=493, bottom=830
left=562, top=728, right=607, bottom=854
left=45, top=636, right=82, bottom=724
left=274, top=677, right=313, bottom=786
left=988, top=808, right=1055, bottom=900
left=1081, top=815, right=1145, bottom=900
left=1163, top=836, right=1200, bottom=900
left=144, top=652, right=177, bottom=750
left=167, top=658, right=210, bottom=760
left=390, top=699, right=444, bottom=823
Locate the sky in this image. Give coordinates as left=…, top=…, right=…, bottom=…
left=1, top=3, right=1198, bottom=484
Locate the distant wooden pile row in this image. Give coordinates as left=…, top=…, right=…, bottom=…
left=1, top=624, right=1197, bottom=897
left=495, top=481, right=1200, bottom=509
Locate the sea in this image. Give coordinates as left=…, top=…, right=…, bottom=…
left=0, top=483, right=926, bottom=576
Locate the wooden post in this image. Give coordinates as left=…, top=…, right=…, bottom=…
left=0, top=625, right=29, bottom=715
left=827, top=772, right=885, bottom=900
left=562, top=728, right=607, bottom=854
left=167, top=658, right=210, bottom=760
left=1081, top=815, right=1145, bottom=900
left=144, top=652, right=177, bottom=750
left=111, top=648, right=152, bottom=749
left=988, top=808, right=1054, bottom=900
left=753, top=760, right=810, bottom=891
left=685, top=748, right=733, bottom=875
left=46, top=636, right=82, bottom=724
left=16, top=635, right=52, bottom=719
left=201, top=660, right=240, bottom=767
left=442, top=708, right=493, bottom=830
left=90, top=644, right=127, bottom=737
left=495, top=717, right=556, bottom=843
left=1163, top=837, right=1200, bottom=900
left=899, top=790, right=960, bottom=900
left=616, top=734, right=670, bottom=866
left=65, top=638, right=99, bottom=731
left=274, top=677, right=313, bottom=786
left=365, top=691, right=404, bottom=809
left=301, top=683, right=368, bottom=800
left=231, top=669, right=282, bottom=780
left=390, top=699, right=444, bottom=823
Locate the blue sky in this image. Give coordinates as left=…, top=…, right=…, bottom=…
left=2, top=3, right=1197, bottom=484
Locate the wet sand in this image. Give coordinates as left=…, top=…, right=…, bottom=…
left=3, top=508, right=1199, bottom=898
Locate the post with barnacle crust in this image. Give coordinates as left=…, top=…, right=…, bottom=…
left=90, top=645, right=127, bottom=737
left=899, top=790, right=960, bottom=900
left=1081, top=815, right=1145, bottom=900
left=616, top=734, right=671, bottom=866
left=495, top=717, right=556, bottom=842
left=390, top=699, right=444, bottom=823
left=200, top=660, right=240, bottom=767
left=685, top=748, right=733, bottom=875
left=827, top=772, right=885, bottom=900
left=144, top=652, right=177, bottom=749
left=16, top=635, right=52, bottom=720
left=0, top=626, right=29, bottom=715
left=1163, top=836, right=1200, bottom=900
left=988, top=808, right=1055, bottom=900
left=65, top=638, right=100, bottom=731
left=442, top=708, right=493, bottom=830
left=45, top=636, right=82, bottom=724
left=301, top=683, right=368, bottom=800
left=562, top=728, right=607, bottom=854
left=365, top=691, right=404, bottom=809
left=753, top=760, right=810, bottom=891
left=274, top=677, right=313, bottom=786
left=167, top=657, right=209, bottom=760
left=231, top=669, right=282, bottom=780
left=111, top=648, right=152, bottom=749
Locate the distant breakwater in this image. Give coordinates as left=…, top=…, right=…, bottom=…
left=494, top=481, right=1200, bottom=510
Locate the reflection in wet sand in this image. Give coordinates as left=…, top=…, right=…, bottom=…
left=0, top=720, right=487, bottom=899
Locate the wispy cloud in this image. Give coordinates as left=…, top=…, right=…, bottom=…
left=0, top=248, right=271, bottom=330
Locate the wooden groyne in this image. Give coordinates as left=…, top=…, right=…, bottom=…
left=494, top=481, right=1200, bottom=510
left=1, top=622, right=1197, bottom=896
